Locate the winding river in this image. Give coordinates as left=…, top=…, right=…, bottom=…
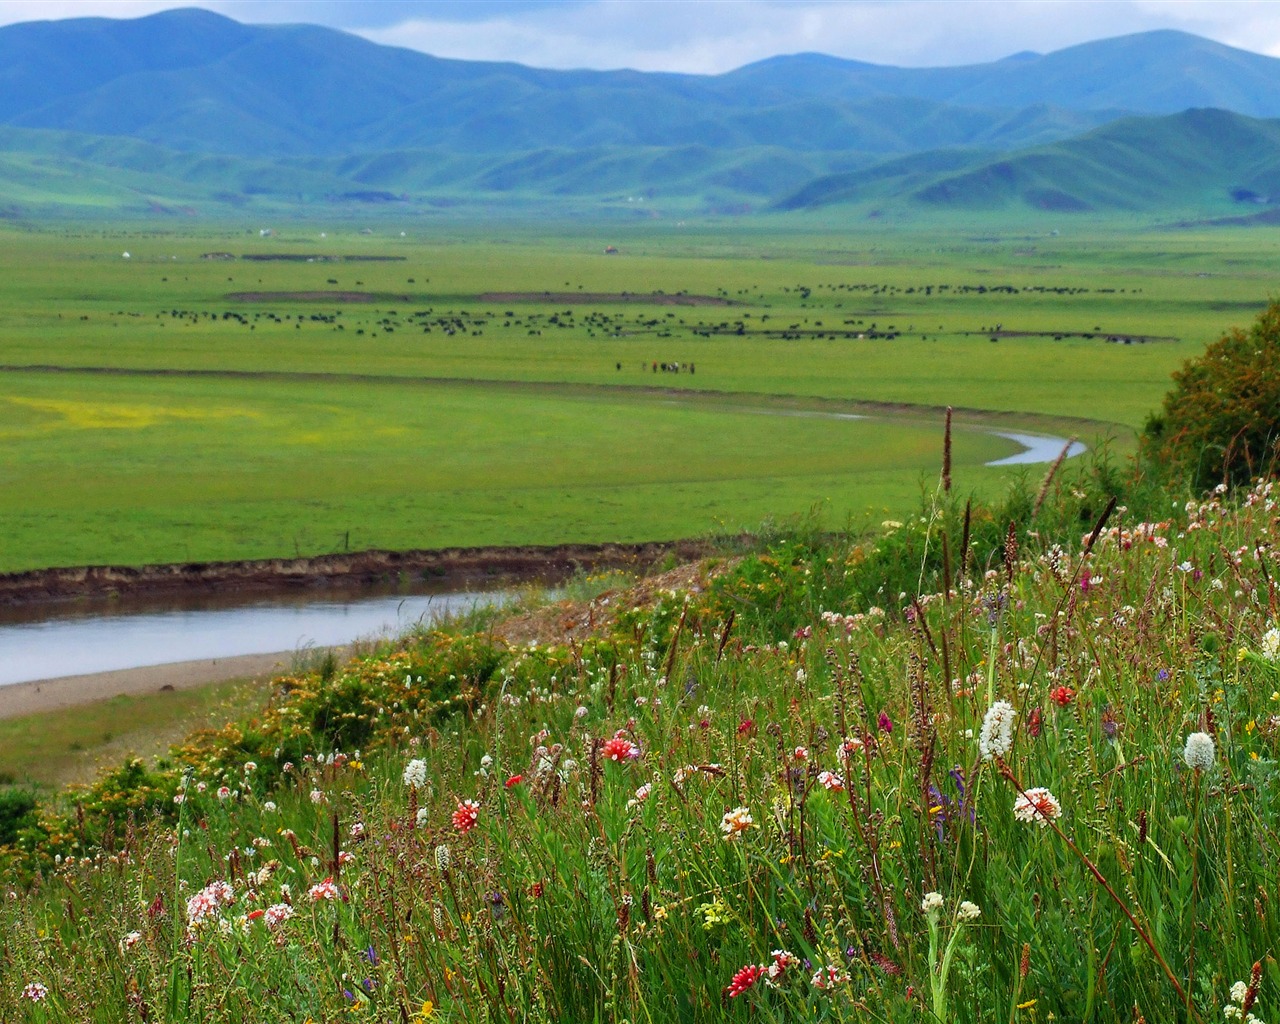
left=0, top=424, right=1084, bottom=692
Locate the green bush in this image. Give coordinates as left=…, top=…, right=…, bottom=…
left=1142, top=299, right=1280, bottom=491
left=0, top=789, right=36, bottom=847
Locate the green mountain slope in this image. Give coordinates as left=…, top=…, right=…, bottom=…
left=775, top=108, right=1280, bottom=215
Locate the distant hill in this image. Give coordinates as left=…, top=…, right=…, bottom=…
left=2, top=9, right=1280, bottom=217
left=775, top=109, right=1280, bottom=215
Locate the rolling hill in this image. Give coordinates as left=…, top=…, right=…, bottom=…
left=1, top=8, right=1280, bottom=218
left=775, top=108, right=1280, bottom=215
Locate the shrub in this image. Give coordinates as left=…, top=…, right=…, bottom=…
left=1142, top=299, right=1280, bottom=491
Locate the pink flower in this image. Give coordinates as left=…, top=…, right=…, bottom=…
left=726, top=964, right=765, bottom=998
left=452, top=799, right=481, bottom=834
left=21, top=982, right=48, bottom=1002
left=186, top=880, right=236, bottom=926
left=601, top=731, right=641, bottom=762
left=792, top=746, right=809, bottom=761
left=308, top=877, right=341, bottom=902
left=878, top=711, right=893, bottom=733
left=817, top=770, right=845, bottom=791
left=216, top=786, right=231, bottom=801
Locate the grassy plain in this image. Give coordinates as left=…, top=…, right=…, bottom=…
left=0, top=218, right=1274, bottom=570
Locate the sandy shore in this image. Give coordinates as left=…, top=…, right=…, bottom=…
left=0, top=651, right=298, bottom=720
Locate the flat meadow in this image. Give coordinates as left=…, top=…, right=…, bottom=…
left=1, top=217, right=1274, bottom=570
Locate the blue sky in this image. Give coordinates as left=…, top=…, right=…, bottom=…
left=2, top=1, right=1279, bottom=72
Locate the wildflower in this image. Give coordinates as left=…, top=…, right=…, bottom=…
left=574, top=705, right=589, bottom=719
left=817, top=770, right=845, bottom=791
left=837, top=737, right=864, bottom=764
left=349, top=821, right=365, bottom=840
left=403, top=759, right=428, bottom=789
left=1183, top=732, right=1216, bottom=772
left=1048, top=685, right=1075, bottom=707
left=243, top=761, right=257, bottom=773
left=452, top=799, right=481, bottom=834
left=308, top=877, right=340, bottom=902
left=504, top=774, right=523, bottom=788
left=792, top=746, right=809, bottom=761
left=720, top=806, right=755, bottom=841
left=1013, top=787, right=1062, bottom=827
left=263, top=801, right=277, bottom=812
left=263, top=903, right=294, bottom=928
left=1026, top=707, right=1043, bottom=738
left=921, top=891, right=944, bottom=914
left=811, top=965, right=850, bottom=990
left=877, top=710, right=893, bottom=733
left=629, top=783, right=652, bottom=807
left=309, top=789, right=325, bottom=804
left=217, top=786, right=231, bottom=800
left=21, top=981, right=48, bottom=1002
left=186, top=880, right=236, bottom=927
left=434, top=844, right=451, bottom=874
left=957, top=901, right=981, bottom=922
left=979, top=701, right=1016, bottom=760
left=601, top=731, right=641, bottom=762
left=1262, top=628, right=1280, bottom=662
left=765, top=950, right=800, bottom=986
left=120, top=930, right=142, bottom=951
left=726, top=964, right=765, bottom=997
left=415, top=807, right=430, bottom=827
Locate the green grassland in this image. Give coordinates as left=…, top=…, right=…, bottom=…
left=0, top=219, right=1274, bottom=570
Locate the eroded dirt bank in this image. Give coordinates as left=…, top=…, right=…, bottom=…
left=0, top=541, right=712, bottom=609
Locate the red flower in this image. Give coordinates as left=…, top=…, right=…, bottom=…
left=1027, top=707, right=1043, bottom=738
left=452, top=799, right=480, bottom=834
left=726, top=964, right=765, bottom=998
left=737, top=719, right=755, bottom=736
left=601, top=731, right=640, bottom=762
left=530, top=881, right=545, bottom=898
left=1049, top=685, right=1075, bottom=707
left=504, top=774, right=523, bottom=788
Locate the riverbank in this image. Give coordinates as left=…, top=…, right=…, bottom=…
left=0, top=540, right=709, bottom=608
left=0, top=650, right=299, bottom=721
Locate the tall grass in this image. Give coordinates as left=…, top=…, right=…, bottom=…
left=1, top=471, right=1278, bottom=1022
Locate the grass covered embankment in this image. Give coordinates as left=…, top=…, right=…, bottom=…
left=2, top=457, right=1280, bottom=1023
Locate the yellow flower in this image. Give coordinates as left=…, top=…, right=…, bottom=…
left=413, top=1000, right=435, bottom=1021
left=1017, top=998, right=1037, bottom=1009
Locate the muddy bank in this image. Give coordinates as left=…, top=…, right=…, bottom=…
left=0, top=541, right=711, bottom=610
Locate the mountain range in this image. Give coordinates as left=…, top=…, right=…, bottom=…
left=2, top=7, right=1280, bottom=219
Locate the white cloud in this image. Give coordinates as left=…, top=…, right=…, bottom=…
left=358, top=0, right=1280, bottom=72
left=1, top=0, right=1279, bottom=71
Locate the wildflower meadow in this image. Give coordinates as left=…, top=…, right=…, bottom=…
left=2, top=444, right=1280, bottom=1021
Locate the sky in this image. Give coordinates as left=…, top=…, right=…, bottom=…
left=2, top=0, right=1279, bottom=73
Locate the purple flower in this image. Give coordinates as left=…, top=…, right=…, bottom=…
left=878, top=711, right=893, bottom=734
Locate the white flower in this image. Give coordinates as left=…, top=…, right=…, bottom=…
left=415, top=807, right=430, bottom=827
left=921, top=891, right=944, bottom=914
left=720, top=806, right=754, bottom=840
left=957, top=901, right=981, bottom=922
left=979, top=700, right=1017, bottom=761
left=403, top=758, right=428, bottom=789
left=263, top=801, right=277, bottom=812
left=1183, top=732, right=1216, bottom=772
left=1013, top=787, right=1062, bottom=827
left=1262, top=628, right=1280, bottom=662
left=1231, top=981, right=1249, bottom=1004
